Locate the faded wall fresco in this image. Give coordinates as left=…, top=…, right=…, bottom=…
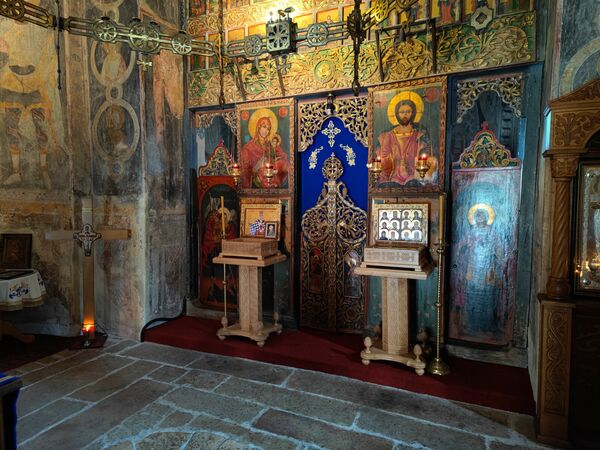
left=556, top=1, right=600, bottom=95
left=1, top=0, right=190, bottom=339
left=142, top=3, right=187, bottom=322
left=87, top=1, right=142, bottom=196
left=0, top=5, right=74, bottom=335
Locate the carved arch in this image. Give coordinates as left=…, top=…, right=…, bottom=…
left=298, top=96, right=368, bottom=152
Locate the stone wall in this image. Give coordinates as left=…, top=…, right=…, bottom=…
left=0, top=3, right=75, bottom=335
left=0, top=0, right=187, bottom=339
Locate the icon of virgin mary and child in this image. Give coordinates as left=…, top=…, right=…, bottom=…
left=241, top=108, right=290, bottom=188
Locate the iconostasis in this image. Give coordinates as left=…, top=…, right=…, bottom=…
left=187, top=0, right=541, bottom=366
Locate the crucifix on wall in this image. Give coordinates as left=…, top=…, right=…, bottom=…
left=46, top=202, right=130, bottom=348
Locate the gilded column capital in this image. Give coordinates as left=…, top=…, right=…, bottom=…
left=550, top=156, right=579, bottom=179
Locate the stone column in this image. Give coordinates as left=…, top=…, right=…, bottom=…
left=545, top=156, right=579, bottom=299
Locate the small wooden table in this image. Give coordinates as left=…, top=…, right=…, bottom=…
left=355, top=263, right=432, bottom=375
left=212, top=253, right=287, bottom=347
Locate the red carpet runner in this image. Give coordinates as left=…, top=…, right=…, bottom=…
left=144, top=316, right=535, bottom=415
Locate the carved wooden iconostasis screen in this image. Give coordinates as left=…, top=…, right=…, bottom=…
left=298, top=98, right=369, bottom=332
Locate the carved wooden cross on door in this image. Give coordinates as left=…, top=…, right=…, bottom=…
left=46, top=205, right=130, bottom=345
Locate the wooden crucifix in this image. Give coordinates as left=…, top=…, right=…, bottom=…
left=46, top=203, right=130, bottom=347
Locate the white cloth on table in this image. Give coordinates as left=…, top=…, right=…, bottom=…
left=0, top=270, right=46, bottom=311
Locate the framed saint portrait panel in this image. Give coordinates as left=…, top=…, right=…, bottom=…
left=368, top=76, right=447, bottom=193
left=240, top=203, right=282, bottom=238
left=264, top=222, right=278, bottom=239
left=237, top=98, right=295, bottom=194
left=370, top=203, right=429, bottom=247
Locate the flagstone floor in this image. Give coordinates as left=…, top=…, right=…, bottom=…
left=9, top=339, right=554, bottom=450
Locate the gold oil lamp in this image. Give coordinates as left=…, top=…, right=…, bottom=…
left=416, top=152, right=431, bottom=178
left=230, top=162, right=241, bottom=186
left=263, top=162, right=277, bottom=186
left=367, top=155, right=382, bottom=176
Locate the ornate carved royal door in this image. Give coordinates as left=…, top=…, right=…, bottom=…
left=300, top=153, right=367, bottom=332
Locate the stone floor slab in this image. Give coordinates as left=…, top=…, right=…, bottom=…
left=103, top=402, right=175, bottom=442
left=136, top=431, right=191, bottom=450
left=120, top=342, right=203, bottom=367
left=69, top=360, right=160, bottom=402
left=159, top=411, right=194, bottom=428
left=357, top=406, right=487, bottom=450
left=253, top=409, right=393, bottom=450
left=216, top=377, right=358, bottom=426
left=286, top=370, right=511, bottom=438
left=175, top=368, right=229, bottom=390
left=148, top=365, right=188, bottom=383
left=162, top=386, right=263, bottom=423
left=189, top=414, right=298, bottom=450
left=20, top=379, right=172, bottom=450
left=20, top=350, right=104, bottom=385
left=19, top=354, right=133, bottom=416
left=17, top=398, right=87, bottom=442
left=188, top=353, right=292, bottom=385
left=184, top=431, right=227, bottom=450
left=102, top=340, right=139, bottom=354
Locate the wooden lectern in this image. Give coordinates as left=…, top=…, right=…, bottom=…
left=355, top=247, right=432, bottom=375
left=213, top=238, right=286, bottom=347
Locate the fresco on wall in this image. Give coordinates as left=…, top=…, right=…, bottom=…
left=140, top=4, right=188, bottom=320
left=88, top=1, right=141, bottom=195
left=558, top=1, right=600, bottom=95
left=141, top=8, right=185, bottom=209
left=448, top=126, right=521, bottom=347
left=0, top=13, right=67, bottom=190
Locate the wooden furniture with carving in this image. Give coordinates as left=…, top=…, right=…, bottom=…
left=213, top=240, right=286, bottom=347
left=355, top=251, right=432, bottom=375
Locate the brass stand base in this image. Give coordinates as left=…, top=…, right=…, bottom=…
left=426, top=357, right=450, bottom=376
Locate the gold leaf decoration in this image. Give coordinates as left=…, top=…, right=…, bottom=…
left=457, top=123, right=520, bottom=169
left=299, top=97, right=368, bottom=152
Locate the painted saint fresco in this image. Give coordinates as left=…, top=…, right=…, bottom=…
left=237, top=99, right=294, bottom=192
left=448, top=127, right=521, bottom=346
left=199, top=182, right=239, bottom=309
left=0, top=13, right=67, bottom=190
left=369, top=77, right=446, bottom=192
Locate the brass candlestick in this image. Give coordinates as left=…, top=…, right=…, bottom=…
left=230, top=162, right=241, bottom=187
left=426, top=241, right=450, bottom=375
left=427, top=194, right=450, bottom=376
left=415, top=153, right=431, bottom=179
left=264, top=162, right=277, bottom=186
left=219, top=198, right=229, bottom=335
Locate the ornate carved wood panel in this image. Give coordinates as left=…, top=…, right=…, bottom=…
left=300, top=154, right=367, bottom=332
left=538, top=77, right=600, bottom=446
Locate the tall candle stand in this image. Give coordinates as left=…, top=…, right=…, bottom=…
left=219, top=197, right=229, bottom=334
left=427, top=194, right=450, bottom=376
left=426, top=240, right=450, bottom=375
